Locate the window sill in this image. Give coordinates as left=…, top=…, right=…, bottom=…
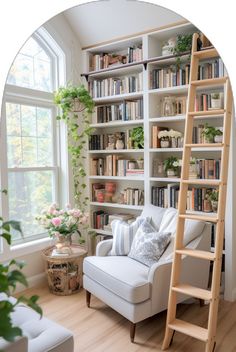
left=2, top=236, right=54, bottom=261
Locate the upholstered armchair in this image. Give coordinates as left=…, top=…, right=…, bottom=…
left=83, top=205, right=211, bottom=342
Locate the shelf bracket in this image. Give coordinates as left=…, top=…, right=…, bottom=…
left=143, top=62, right=147, bottom=70
left=81, top=73, right=89, bottom=82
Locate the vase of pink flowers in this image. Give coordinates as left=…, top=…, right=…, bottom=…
left=36, top=203, right=89, bottom=254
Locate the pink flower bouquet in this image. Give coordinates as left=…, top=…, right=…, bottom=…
left=36, top=204, right=89, bottom=240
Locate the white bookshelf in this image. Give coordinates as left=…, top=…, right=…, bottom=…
left=83, top=21, right=225, bottom=237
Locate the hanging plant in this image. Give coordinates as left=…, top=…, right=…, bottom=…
left=54, top=84, right=95, bottom=209
left=170, top=34, right=193, bottom=67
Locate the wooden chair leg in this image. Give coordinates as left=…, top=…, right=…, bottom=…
left=86, top=290, right=91, bottom=308
left=199, top=299, right=205, bottom=307
left=130, top=322, right=136, bottom=343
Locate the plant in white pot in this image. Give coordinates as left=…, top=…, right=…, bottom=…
left=205, top=189, right=219, bottom=212
left=168, top=129, right=182, bottom=148
left=201, top=123, right=223, bottom=144
left=211, top=93, right=222, bottom=109
left=158, top=130, right=170, bottom=148
left=163, top=156, right=181, bottom=178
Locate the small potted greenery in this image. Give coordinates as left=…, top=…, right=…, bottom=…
left=163, top=156, right=181, bottom=177
left=130, top=126, right=144, bottom=149
left=170, top=34, right=193, bottom=66
left=206, top=189, right=219, bottom=212
left=137, top=157, right=144, bottom=169
left=211, top=93, right=222, bottom=109
left=201, top=123, right=223, bottom=143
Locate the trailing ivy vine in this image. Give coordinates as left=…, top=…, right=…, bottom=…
left=54, top=84, right=95, bottom=210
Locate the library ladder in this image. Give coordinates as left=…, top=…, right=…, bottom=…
left=162, top=33, right=233, bottom=352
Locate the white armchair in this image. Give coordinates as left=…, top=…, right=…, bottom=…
left=83, top=205, right=211, bottom=342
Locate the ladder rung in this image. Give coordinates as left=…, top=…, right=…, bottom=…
left=185, top=143, right=223, bottom=149
left=172, top=284, right=212, bottom=301
left=179, top=213, right=218, bottom=223
left=168, top=319, right=208, bottom=342
left=193, top=48, right=219, bottom=59
left=188, top=109, right=225, bottom=117
left=191, top=77, right=227, bottom=87
left=182, top=179, right=221, bottom=186
left=176, top=248, right=216, bottom=261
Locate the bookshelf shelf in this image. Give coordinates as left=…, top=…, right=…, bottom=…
left=86, top=63, right=144, bottom=79
left=90, top=119, right=144, bottom=128
left=149, top=177, right=181, bottom=182
left=88, top=149, right=144, bottom=154
left=92, top=91, right=143, bottom=103
left=149, top=115, right=186, bottom=123
left=90, top=202, right=144, bottom=210
left=89, top=176, right=144, bottom=181
left=149, top=148, right=183, bottom=153
left=148, top=85, right=189, bottom=95
left=91, top=228, right=113, bottom=236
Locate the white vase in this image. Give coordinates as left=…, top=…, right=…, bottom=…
left=167, top=169, right=177, bottom=178
left=160, top=140, right=170, bottom=148
left=116, top=139, right=124, bottom=150
left=211, top=99, right=221, bottom=109
left=214, top=135, right=223, bottom=143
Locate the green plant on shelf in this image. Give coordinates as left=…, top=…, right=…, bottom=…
left=54, top=84, right=95, bottom=209
left=201, top=123, right=223, bottom=143
left=163, top=156, right=181, bottom=172
left=130, top=126, right=144, bottom=149
left=170, top=34, right=193, bottom=66
left=206, top=189, right=219, bottom=202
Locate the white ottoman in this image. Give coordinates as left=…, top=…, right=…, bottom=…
left=0, top=295, right=74, bottom=352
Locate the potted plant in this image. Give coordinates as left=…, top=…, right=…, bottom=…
left=201, top=123, right=223, bottom=143
left=137, top=157, right=144, bottom=169
left=170, top=34, right=193, bottom=66
left=130, top=126, right=144, bottom=149
left=163, top=156, right=181, bottom=177
left=161, top=37, right=176, bottom=56
left=0, top=189, right=42, bottom=343
left=205, top=189, right=219, bottom=212
left=54, top=84, right=94, bottom=209
left=211, top=93, right=222, bottom=109
left=36, top=203, right=89, bottom=253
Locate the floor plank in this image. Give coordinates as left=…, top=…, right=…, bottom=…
left=18, top=285, right=236, bottom=352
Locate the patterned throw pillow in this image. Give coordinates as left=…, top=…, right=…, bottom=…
left=128, top=220, right=171, bottom=267
left=111, top=216, right=147, bottom=256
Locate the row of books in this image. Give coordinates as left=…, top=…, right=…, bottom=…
left=122, top=188, right=144, bottom=206
left=93, top=99, right=143, bottom=123
left=194, top=93, right=224, bottom=111
left=151, top=185, right=215, bottom=212
left=198, top=58, right=225, bottom=80
left=89, top=45, right=143, bottom=71
left=89, top=131, right=131, bottom=150
left=150, top=64, right=190, bottom=89
left=91, top=156, right=144, bottom=177
left=190, top=159, right=221, bottom=179
left=89, top=73, right=143, bottom=98
left=92, top=212, right=135, bottom=231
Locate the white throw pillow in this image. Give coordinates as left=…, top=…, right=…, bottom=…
left=141, top=204, right=166, bottom=231
left=111, top=216, right=147, bottom=256
left=128, top=220, right=171, bottom=267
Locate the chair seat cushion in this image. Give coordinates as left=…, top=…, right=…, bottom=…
left=83, top=256, right=150, bottom=304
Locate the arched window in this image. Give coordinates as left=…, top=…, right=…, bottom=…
left=1, top=29, right=65, bottom=245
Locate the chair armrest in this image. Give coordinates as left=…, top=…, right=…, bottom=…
left=148, top=259, right=173, bottom=284
left=96, top=239, right=113, bottom=256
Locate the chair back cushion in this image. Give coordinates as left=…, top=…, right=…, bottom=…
left=141, top=204, right=166, bottom=231
left=111, top=216, right=147, bottom=256
left=128, top=220, right=171, bottom=267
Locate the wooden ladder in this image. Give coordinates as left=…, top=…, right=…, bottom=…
left=162, top=33, right=233, bottom=352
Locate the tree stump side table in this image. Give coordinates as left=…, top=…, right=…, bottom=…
left=42, top=245, right=87, bottom=296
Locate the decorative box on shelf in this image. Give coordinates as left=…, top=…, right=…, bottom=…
left=42, top=245, right=87, bottom=296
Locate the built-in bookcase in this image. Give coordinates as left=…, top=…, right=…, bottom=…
left=81, top=22, right=226, bottom=241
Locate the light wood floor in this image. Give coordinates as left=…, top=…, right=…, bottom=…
left=21, top=285, right=236, bottom=352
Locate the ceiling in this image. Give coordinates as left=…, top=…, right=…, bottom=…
left=63, top=0, right=184, bottom=48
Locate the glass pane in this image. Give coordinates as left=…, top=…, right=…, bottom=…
left=6, top=103, right=53, bottom=167
left=7, top=37, right=52, bottom=92
left=8, top=170, right=54, bottom=241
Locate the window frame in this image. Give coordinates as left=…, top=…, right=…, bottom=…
left=0, top=28, right=68, bottom=260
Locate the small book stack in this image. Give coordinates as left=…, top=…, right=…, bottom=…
left=123, top=188, right=144, bottom=206
left=194, top=92, right=224, bottom=111
left=198, top=58, right=225, bottom=79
